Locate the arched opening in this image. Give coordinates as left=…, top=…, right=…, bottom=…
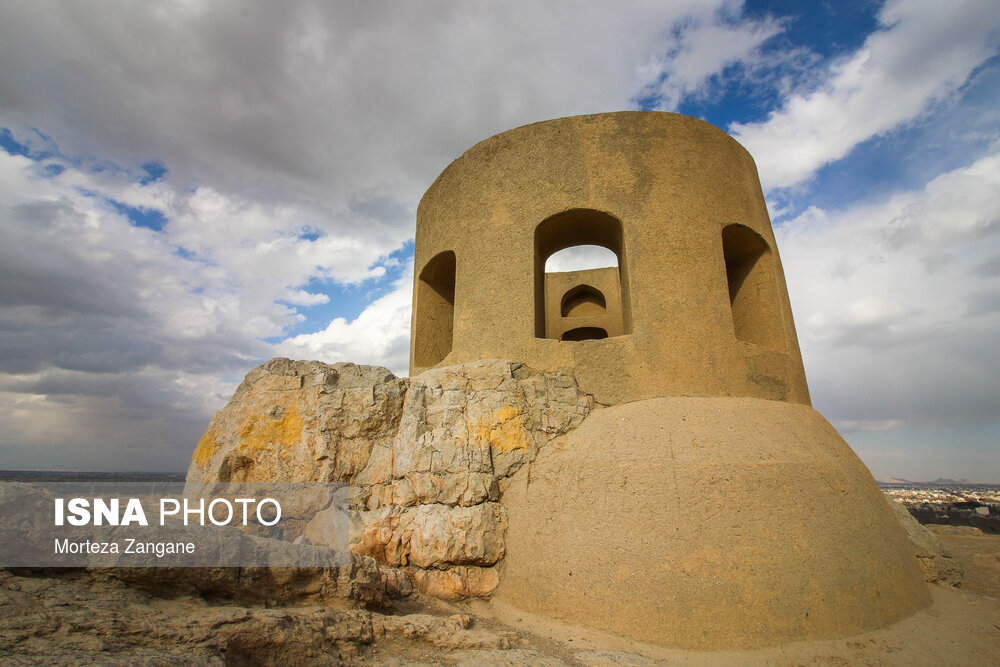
left=561, top=327, right=609, bottom=341
left=561, top=284, right=606, bottom=318
left=412, top=250, right=456, bottom=368
left=535, top=209, right=631, bottom=340
left=722, top=224, right=785, bottom=351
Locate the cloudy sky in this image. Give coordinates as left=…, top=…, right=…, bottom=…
left=1, top=0, right=998, bottom=480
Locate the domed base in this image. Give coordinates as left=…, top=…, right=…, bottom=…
left=495, top=397, right=930, bottom=649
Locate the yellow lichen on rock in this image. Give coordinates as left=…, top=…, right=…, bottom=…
left=474, top=406, right=529, bottom=455
left=186, top=359, right=408, bottom=488
left=237, top=407, right=304, bottom=456
left=191, top=429, right=218, bottom=470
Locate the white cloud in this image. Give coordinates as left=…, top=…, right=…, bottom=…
left=1, top=1, right=781, bottom=470
left=835, top=419, right=906, bottom=433
left=0, top=0, right=732, bottom=215
left=638, top=3, right=783, bottom=109
left=283, top=289, right=330, bottom=307
left=275, top=266, right=414, bottom=377
left=733, top=0, right=1000, bottom=190
left=0, top=1, right=994, bottom=481
left=0, top=148, right=349, bottom=469
left=778, top=146, right=1000, bottom=429
left=545, top=245, right=619, bottom=273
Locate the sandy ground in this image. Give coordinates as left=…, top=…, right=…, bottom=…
left=455, top=582, right=1000, bottom=666
left=440, top=528, right=1000, bottom=666
left=1, top=530, right=998, bottom=665
left=929, top=526, right=1000, bottom=598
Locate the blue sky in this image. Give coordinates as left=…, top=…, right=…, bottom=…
left=0, top=0, right=998, bottom=480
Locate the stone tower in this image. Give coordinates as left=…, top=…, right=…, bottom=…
left=410, top=112, right=807, bottom=407
left=409, top=112, right=929, bottom=648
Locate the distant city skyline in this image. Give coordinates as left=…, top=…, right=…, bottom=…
left=1, top=1, right=998, bottom=480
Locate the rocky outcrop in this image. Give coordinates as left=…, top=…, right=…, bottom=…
left=349, top=360, right=591, bottom=597
left=188, top=358, right=407, bottom=485
left=186, top=358, right=593, bottom=599
left=888, top=499, right=963, bottom=586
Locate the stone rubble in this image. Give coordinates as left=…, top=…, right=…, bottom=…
left=0, top=567, right=514, bottom=666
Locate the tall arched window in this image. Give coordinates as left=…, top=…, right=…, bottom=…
left=535, top=209, right=631, bottom=340
left=722, top=224, right=785, bottom=351
left=412, top=250, right=456, bottom=368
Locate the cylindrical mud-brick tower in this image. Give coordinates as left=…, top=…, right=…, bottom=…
left=409, top=112, right=930, bottom=648
left=411, top=112, right=808, bottom=406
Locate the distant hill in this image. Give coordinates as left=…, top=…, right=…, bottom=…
left=877, top=477, right=997, bottom=486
